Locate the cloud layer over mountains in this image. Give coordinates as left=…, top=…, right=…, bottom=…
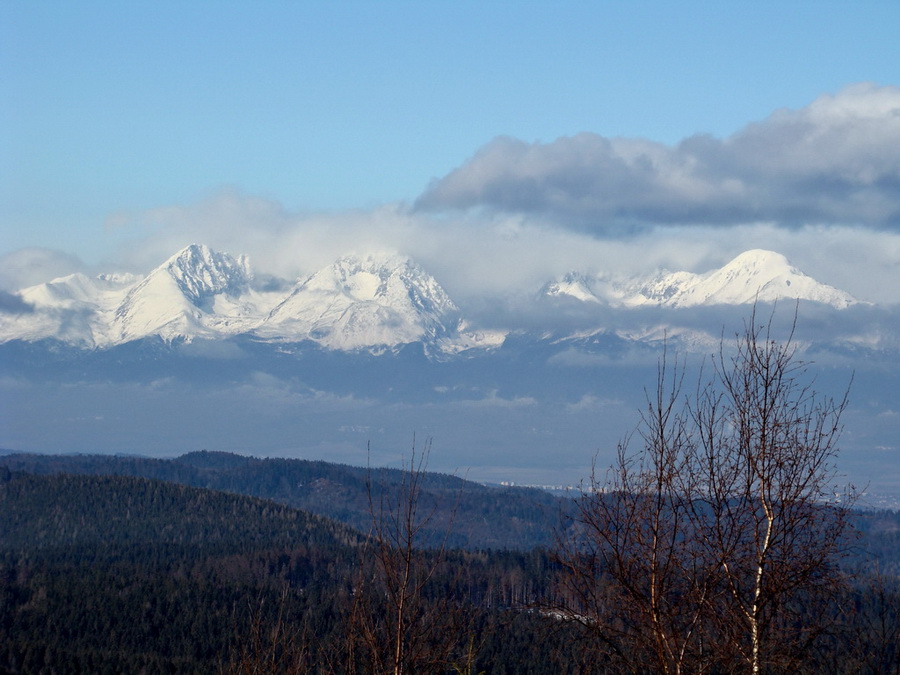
left=1, top=85, right=898, bottom=311
left=416, top=84, right=900, bottom=230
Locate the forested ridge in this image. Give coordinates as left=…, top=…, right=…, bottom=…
left=0, top=451, right=563, bottom=550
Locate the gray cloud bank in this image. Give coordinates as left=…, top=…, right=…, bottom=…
left=416, top=84, right=900, bottom=231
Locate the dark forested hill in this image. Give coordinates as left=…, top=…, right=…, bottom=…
left=0, top=470, right=583, bottom=674
left=0, top=471, right=366, bottom=673
left=0, top=450, right=568, bottom=549
left=0, top=470, right=363, bottom=552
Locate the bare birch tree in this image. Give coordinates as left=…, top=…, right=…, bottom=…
left=690, top=308, right=855, bottom=673
left=555, top=308, right=856, bottom=674
left=555, top=349, right=719, bottom=674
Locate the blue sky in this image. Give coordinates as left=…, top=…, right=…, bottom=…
left=2, top=1, right=900, bottom=489
left=3, top=1, right=899, bottom=265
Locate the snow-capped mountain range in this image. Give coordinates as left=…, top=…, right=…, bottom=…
left=0, top=245, right=860, bottom=352
left=2, top=244, right=480, bottom=352
left=542, top=249, right=857, bottom=309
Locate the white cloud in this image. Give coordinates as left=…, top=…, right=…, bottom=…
left=0, top=248, right=85, bottom=290
left=25, top=187, right=897, bottom=316
left=565, top=394, right=623, bottom=413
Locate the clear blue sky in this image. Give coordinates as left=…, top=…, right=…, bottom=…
left=2, top=0, right=899, bottom=261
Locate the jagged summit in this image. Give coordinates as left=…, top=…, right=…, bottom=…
left=541, top=272, right=601, bottom=304
left=111, top=244, right=254, bottom=343
left=259, top=253, right=462, bottom=350
left=159, top=243, right=253, bottom=304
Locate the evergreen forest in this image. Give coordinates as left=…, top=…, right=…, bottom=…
left=1, top=451, right=899, bottom=673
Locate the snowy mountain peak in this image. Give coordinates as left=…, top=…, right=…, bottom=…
left=109, top=245, right=255, bottom=343
left=1, top=244, right=862, bottom=354
left=700, top=249, right=800, bottom=295
left=541, top=272, right=601, bottom=304
left=668, top=249, right=857, bottom=308
left=5, top=272, right=136, bottom=347
left=542, top=249, right=858, bottom=310
left=260, top=252, right=461, bottom=350
left=160, top=243, right=252, bottom=303
left=306, top=252, right=418, bottom=298
left=20, top=272, right=111, bottom=307
left=0, top=244, right=475, bottom=352
left=723, top=248, right=791, bottom=270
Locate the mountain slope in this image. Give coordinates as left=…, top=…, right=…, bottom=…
left=259, top=253, right=463, bottom=350
left=0, top=470, right=365, bottom=672
left=111, top=244, right=255, bottom=343
left=3, top=272, right=136, bottom=347
left=661, top=249, right=857, bottom=308
left=0, top=451, right=565, bottom=550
